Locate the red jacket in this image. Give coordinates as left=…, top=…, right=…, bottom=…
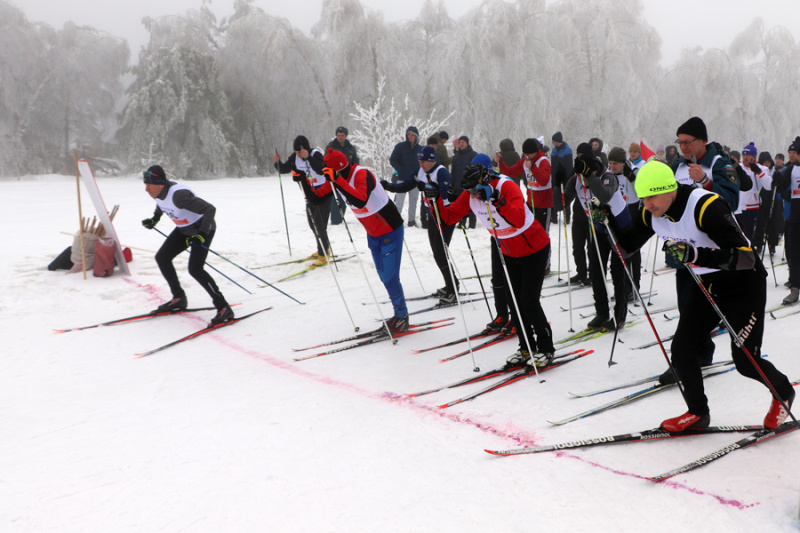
left=436, top=176, right=549, bottom=257
left=500, top=151, right=553, bottom=209
left=332, top=166, right=402, bottom=237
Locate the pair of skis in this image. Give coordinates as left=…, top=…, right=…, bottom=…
left=292, top=318, right=455, bottom=361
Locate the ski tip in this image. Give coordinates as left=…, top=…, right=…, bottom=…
left=483, top=449, right=501, bottom=455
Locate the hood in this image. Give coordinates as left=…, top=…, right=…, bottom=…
left=405, top=126, right=420, bottom=145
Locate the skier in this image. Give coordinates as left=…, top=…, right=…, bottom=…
left=141, top=165, right=234, bottom=326
left=601, top=160, right=795, bottom=431
left=274, top=135, right=333, bottom=266
left=382, top=145, right=458, bottom=304
left=322, top=149, right=409, bottom=334
left=425, top=154, right=555, bottom=369
left=772, top=136, right=800, bottom=304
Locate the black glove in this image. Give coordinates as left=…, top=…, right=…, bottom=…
left=291, top=170, right=306, bottom=182
left=416, top=181, right=427, bottom=192
left=622, top=164, right=633, bottom=179
left=186, top=234, right=206, bottom=248
left=574, top=155, right=596, bottom=177
left=749, top=163, right=761, bottom=175
left=423, top=183, right=440, bottom=200
left=663, top=239, right=696, bottom=264
left=141, top=218, right=156, bottom=230
left=380, top=180, right=394, bottom=191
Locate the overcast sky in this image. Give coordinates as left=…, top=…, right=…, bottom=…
left=16, top=0, right=800, bottom=66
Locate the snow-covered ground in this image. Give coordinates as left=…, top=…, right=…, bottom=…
left=2, top=174, right=799, bottom=532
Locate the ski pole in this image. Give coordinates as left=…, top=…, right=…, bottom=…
left=426, top=193, right=480, bottom=372
left=582, top=187, right=621, bottom=367
left=761, top=183, right=779, bottom=287
left=599, top=218, right=688, bottom=401
left=458, top=221, right=493, bottom=319
left=682, top=261, right=797, bottom=426
left=275, top=149, right=292, bottom=256
left=301, top=189, right=359, bottom=331
left=151, top=228, right=252, bottom=295
left=646, top=235, right=659, bottom=306
left=560, top=184, right=574, bottom=332
left=483, top=198, right=541, bottom=380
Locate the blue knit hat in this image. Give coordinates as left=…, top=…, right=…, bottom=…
left=418, top=145, right=437, bottom=162
left=471, top=153, right=493, bottom=170
left=742, top=142, right=757, bottom=157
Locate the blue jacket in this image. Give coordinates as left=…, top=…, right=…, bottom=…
left=389, top=126, right=422, bottom=183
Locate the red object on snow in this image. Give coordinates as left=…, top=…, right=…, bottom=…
left=640, top=141, right=656, bottom=161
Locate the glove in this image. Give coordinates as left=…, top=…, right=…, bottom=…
left=291, top=170, right=306, bottom=182
left=476, top=183, right=501, bottom=204
left=322, top=167, right=336, bottom=181
left=622, top=164, right=633, bottom=179
left=423, top=183, right=440, bottom=200
left=663, top=239, right=696, bottom=264
left=380, top=179, right=394, bottom=192
left=749, top=163, right=761, bottom=175
left=574, top=155, right=596, bottom=177
left=141, top=218, right=156, bottom=230
left=186, top=234, right=206, bottom=248
left=415, top=181, right=427, bottom=192
left=589, top=197, right=611, bottom=224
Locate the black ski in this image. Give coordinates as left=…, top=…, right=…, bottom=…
left=412, top=327, right=500, bottom=354
left=647, top=421, right=799, bottom=481
left=292, top=318, right=454, bottom=352
left=439, top=350, right=594, bottom=408
left=485, top=425, right=763, bottom=456
left=438, top=329, right=517, bottom=362
left=54, top=306, right=219, bottom=333
left=293, top=321, right=455, bottom=361
left=407, top=348, right=592, bottom=398
left=135, top=307, right=272, bottom=358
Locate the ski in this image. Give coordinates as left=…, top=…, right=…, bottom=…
left=555, top=321, right=638, bottom=350
left=367, top=291, right=484, bottom=305
left=292, top=318, right=454, bottom=352
left=548, top=366, right=737, bottom=426
left=412, top=327, right=502, bottom=354
left=134, top=307, right=272, bottom=358
left=770, top=306, right=800, bottom=320
left=402, top=296, right=489, bottom=318
left=630, top=326, right=725, bottom=350
left=647, top=420, right=799, bottom=481
left=438, top=329, right=516, bottom=363
left=439, top=350, right=594, bottom=408
left=559, top=291, right=658, bottom=309
left=407, top=348, right=591, bottom=397
left=293, top=322, right=454, bottom=361
left=569, top=360, right=735, bottom=398
left=254, top=253, right=355, bottom=269
left=485, top=425, right=763, bottom=456
left=274, top=254, right=356, bottom=283
left=54, top=306, right=220, bottom=333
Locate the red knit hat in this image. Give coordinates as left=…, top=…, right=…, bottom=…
left=324, top=148, right=349, bottom=171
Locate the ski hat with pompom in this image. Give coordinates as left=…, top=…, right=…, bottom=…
left=742, top=142, right=757, bottom=157
left=634, top=161, right=678, bottom=198
left=324, top=148, right=349, bottom=172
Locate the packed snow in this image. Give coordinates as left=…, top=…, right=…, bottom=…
left=2, top=174, right=799, bottom=532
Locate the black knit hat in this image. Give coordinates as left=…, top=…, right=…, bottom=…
left=608, top=147, right=627, bottom=164
left=522, top=138, right=541, bottom=155
left=551, top=131, right=564, bottom=143
left=144, top=165, right=167, bottom=184
left=293, top=135, right=311, bottom=152
left=758, top=151, right=773, bottom=166
left=789, top=137, right=800, bottom=153
left=335, top=126, right=348, bottom=135
left=676, top=117, right=708, bottom=141
left=576, top=142, right=593, bottom=157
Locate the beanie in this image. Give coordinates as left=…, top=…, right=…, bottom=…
left=459, top=135, right=470, bottom=144
left=335, top=126, right=348, bottom=135
left=426, top=135, right=439, bottom=146
left=293, top=135, right=311, bottom=152
left=789, top=137, right=800, bottom=153
left=418, top=145, right=437, bottom=162
left=676, top=117, right=708, bottom=141
left=742, top=142, right=757, bottom=157
left=776, top=153, right=786, bottom=161
left=576, top=142, right=593, bottom=158
left=551, top=131, right=564, bottom=143
left=522, top=138, right=541, bottom=155
left=323, top=148, right=349, bottom=172
left=629, top=143, right=641, bottom=153
left=608, top=147, right=627, bottom=164
left=729, top=150, right=741, bottom=163
left=144, top=165, right=167, bottom=185
left=657, top=144, right=665, bottom=153
left=438, top=131, right=449, bottom=140
left=758, top=151, right=773, bottom=166
left=635, top=161, right=678, bottom=198
left=471, top=153, right=493, bottom=170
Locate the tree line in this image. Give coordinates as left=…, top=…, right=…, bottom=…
left=2, top=0, right=798, bottom=178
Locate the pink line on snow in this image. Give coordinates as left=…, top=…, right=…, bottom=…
left=123, top=278, right=757, bottom=509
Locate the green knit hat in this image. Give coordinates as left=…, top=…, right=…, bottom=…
left=634, top=161, right=678, bottom=198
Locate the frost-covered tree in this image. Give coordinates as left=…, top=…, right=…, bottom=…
left=119, top=5, right=243, bottom=177
left=349, top=76, right=454, bottom=179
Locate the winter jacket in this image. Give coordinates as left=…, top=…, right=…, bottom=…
left=331, top=165, right=403, bottom=237
left=589, top=137, right=608, bottom=170
left=450, top=144, right=478, bottom=194
left=550, top=141, right=573, bottom=210
left=326, top=139, right=360, bottom=166
left=670, top=141, right=739, bottom=211
left=389, top=126, right=422, bottom=183
left=493, top=139, right=522, bottom=185
left=499, top=151, right=553, bottom=209
left=274, top=149, right=332, bottom=205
